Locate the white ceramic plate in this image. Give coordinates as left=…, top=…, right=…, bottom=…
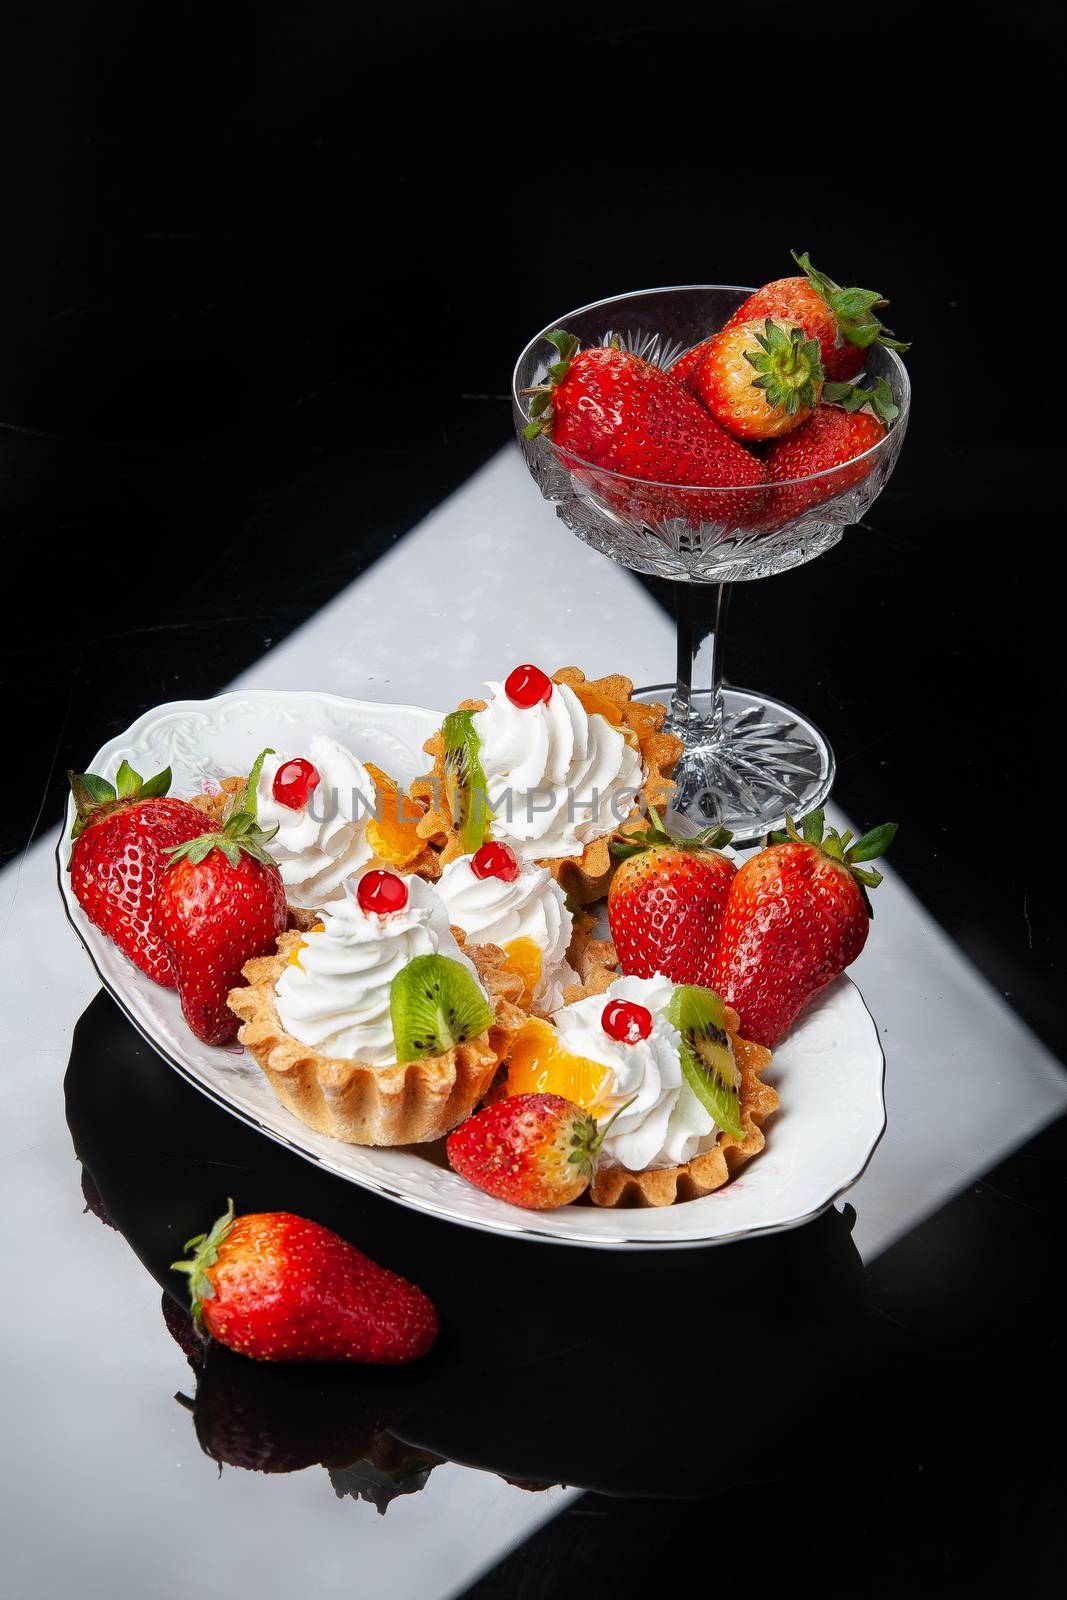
left=57, top=688, right=886, bottom=1248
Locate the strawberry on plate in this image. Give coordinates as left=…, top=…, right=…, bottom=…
left=155, top=751, right=287, bottom=1044
left=447, top=1092, right=609, bottom=1210
left=764, top=386, right=894, bottom=518
left=685, top=316, right=825, bottom=441
left=523, top=332, right=769, bottom=525
left=67, top=761, right=210, bottom=985
left=172, top=1200, right=438, bottom=1364
left=608, top=808, right=735, bottom=988
left=713, top=809, right=897, bottom=1046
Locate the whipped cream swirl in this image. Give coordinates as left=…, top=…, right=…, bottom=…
left=257, top=735, right=377, bottom=911
left=275, top=874, right=484, bottom=1065
left=436, top=852, right=577, bottom=1011
left=471, top=681, right=644, bottom=860
left=553, top=974, right=718, bottom=1171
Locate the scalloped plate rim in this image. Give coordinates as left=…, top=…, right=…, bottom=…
left=56, top=687, right=887, bottom=1249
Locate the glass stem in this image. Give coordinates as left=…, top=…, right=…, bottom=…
left=672, top=581, right=730, bottom=733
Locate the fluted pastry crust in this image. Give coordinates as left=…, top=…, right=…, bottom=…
left=228, top=932, right=526, bottom=1146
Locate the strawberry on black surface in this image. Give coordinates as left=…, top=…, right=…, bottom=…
left=172, top=1201, right=439, bottom=1365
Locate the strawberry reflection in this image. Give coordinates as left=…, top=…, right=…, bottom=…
left=164, top=1292, right=442, bottom=1508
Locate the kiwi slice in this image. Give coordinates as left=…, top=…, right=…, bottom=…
left=442, top=710, right=493, bottom=852
left=667, top=985, right=744, bottom=1141
left=390, top=954, right=494, bottom=1062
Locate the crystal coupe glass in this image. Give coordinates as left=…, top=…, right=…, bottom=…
left=512, top=286, right=910, bottom=839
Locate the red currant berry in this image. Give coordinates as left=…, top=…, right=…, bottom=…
left=470, top=841, right=521, bottom=883
left=601, top=999, right=653, bottom=1044
left=357, top=869, right=409, bottom=916
left=272, top=757, right=321, bottom=810
left=505, top=664, right=553, bottom=709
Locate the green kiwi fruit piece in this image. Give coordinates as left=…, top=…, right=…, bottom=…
left=442, top=710, right=493, bottom=853
left=667, top=984, right=744, bottom=1141
left=390, top=953, right=494, bottom=1062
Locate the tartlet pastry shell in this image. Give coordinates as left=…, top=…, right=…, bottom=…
left=410, top=668, right=683, bottom=905
left=589, top=1008, right=778, bottom=1207
left=228, top=932, right=526, bottom=1147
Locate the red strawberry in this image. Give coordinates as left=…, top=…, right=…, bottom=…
left=687, top=316, right=824, bottom=441
left=721, top=251, right=909, bottom=382
left=154, top=751, right=287, bottom=1044
left=447, top=1093, right=610, bottom=1210
left=666, top=337, right=710, bottom=391
left=172, top=1201, right=437, bottom=1364
left=713, top=809, right=897, bottom=1046
left=67, top=761, right=210, bottom=985
left=523, top=332, right=769, bottom=525
left=608, top=809, right=735, bottom=988
left=764, top=396, right=891, bottom=520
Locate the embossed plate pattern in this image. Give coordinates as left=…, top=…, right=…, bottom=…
left=57, top=690, right=886, bottom=1247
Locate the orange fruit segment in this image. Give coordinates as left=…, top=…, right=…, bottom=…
left=365, top=763, right=426, bottom=869
left=572, top=683, right=640, bottom=751
left=502, top=937, right=543, bottom=1010
left=505, top=1017, right=613, bottom=1115
left=287, top=921, right=325, bottom=969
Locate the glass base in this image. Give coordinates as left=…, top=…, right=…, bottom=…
left=634, top=684, right=835, bottom=843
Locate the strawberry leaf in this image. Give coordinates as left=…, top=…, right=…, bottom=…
left=824, top=377, right=899, bottom=427
left=115, top=760, right=141, bottom=797
left=791, top=249, right=910, bottom=356
left=69, top=771, right=116, bottom=813
left=171, top=1198, right=236, bottom=1325
left=544, top=329, right=579, bottom=364
left=139, top=767, right=173, bottom=799
left=802, top=808, right=825, bottom=845
left=239, top=747, right=274, bottom=820
left=847, top=822, right=898, bottom=863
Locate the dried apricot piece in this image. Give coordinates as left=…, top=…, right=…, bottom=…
left=365, top=763, right=426, bottom=869
left=571, top=683, right=640, bottom=750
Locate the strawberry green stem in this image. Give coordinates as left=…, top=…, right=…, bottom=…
left=171, top=1198, right=236, bottom=1326
left=522, top=329, right=580, bottom=440
left=67, top=760, right=173, bottom=839
left=611, top=804, right=732, bottom=859
left=770, top=810, right=898, bottom=892
left=823, top=376, right=899, bottom=426
left=792, top=250, right=910, bottom=356
left=744, top=319, right=825, bottom=416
